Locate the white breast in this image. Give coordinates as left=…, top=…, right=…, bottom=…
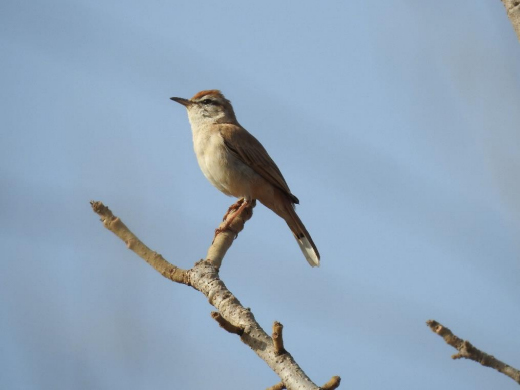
left=190, top=122, right=257, bottom=199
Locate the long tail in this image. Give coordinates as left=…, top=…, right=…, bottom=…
left=283, top=203, right=321, bottom=267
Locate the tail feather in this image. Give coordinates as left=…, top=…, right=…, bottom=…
left=295, top=234, right=320, bottom=267
left=285, top=205, right=320, bottom=267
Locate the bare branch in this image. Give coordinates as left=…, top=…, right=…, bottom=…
left=206, top=199, right=256, bottom=270
left=90, top=201, right=188, bottom=284
left=426, top=320, right=520, bottom=385
left=501, top=0, right=520, bottom=41
left=266, top=382, right=286, bottom=390
left=272, top=321, right=286, bottom=356
left=321, top=376, right=341, bottom=390
left=211, top=311, right=244, bottom=335
left=189, top=260, right=320, bottom=389
left=90, top=200, right=339, bottom=390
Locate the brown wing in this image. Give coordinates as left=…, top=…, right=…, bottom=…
left=219, top=123, right=299, bottom=204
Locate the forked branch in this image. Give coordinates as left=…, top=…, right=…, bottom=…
left=427, top=320, right=520, bottom=385
left=90, top=200, right=339, bottom=390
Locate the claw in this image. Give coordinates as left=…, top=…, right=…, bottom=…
left=213, top=199, right=251, bottom=243
left=222, top=198, right=245, bottom=221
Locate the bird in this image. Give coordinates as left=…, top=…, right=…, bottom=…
left=170, top=90, right=320, bottom=267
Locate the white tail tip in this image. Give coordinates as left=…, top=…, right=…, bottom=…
left=296, top=236, right=320, bottom=267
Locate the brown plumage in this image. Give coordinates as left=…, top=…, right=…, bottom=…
left=218, top=123, right=300, bottom=204
left=171, top=90, right=320, bottom=267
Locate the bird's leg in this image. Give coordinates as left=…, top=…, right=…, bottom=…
left=222, top=198, right=245, bottom=221
left=213, top=199, right=252, bottom=242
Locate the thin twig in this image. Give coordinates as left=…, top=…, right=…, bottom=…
left=427, top=320, right=520, bottom=385
left=266, top=382, right=285, bottom=390
left=211, top=311, right=244, bottom=335
left=321, top=376, right=341, bottom=390
left=272, top=321, right=286, bottom=356
left=90, top=201, right=188, bottom=284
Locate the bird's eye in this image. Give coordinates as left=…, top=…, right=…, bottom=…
left=201, top=99, right=213, bottom=105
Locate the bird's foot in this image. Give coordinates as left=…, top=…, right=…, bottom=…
left=213, top=199, right=252, bottom=243
left=222, top=198, right=245, bottom=221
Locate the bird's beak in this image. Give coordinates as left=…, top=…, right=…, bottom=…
left=170, top=97, right=192, bottom=107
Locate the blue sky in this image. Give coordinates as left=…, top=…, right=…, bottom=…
left=1, top=1, right=520, bottom=389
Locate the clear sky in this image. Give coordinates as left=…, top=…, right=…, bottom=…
left=1, top=1, right=520, bottom=389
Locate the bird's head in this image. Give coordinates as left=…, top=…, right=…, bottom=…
left=170, top=90, right=237, bottom=125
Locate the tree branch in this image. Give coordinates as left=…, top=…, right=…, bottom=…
left=501, top=0, right=520, bottom=41
left=90, top=200, right=339, bottom=390
left=90, top=201, right=188, bottom=284
left=426, top=320, right=520, bottom=385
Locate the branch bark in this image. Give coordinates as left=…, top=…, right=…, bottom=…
left=90, top=200, right=339, bottom=390
left=427, top=320, right=520, bottom=385
left=501, top=0, right=520, bottom=41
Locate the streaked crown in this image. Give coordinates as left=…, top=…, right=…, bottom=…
left=188, top=90, right=237, bottom=123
